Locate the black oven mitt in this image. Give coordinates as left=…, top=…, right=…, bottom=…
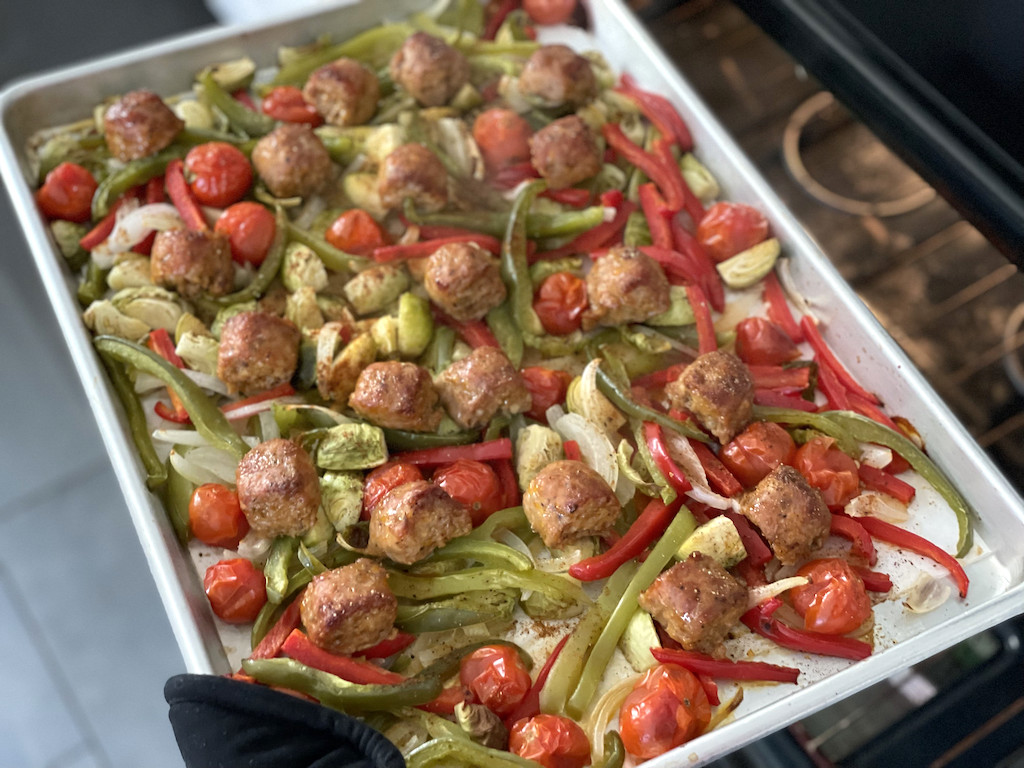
left=165, top=673, right=405, bottom=768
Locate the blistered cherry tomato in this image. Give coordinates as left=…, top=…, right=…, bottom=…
left=362, top=461, right=424, bottom=520
left=520, top=366, right=572, bottom=423
left=433, top=459, right=504, bottom=527
left=793, top=435, right=860, bottom=508
left=473, top=108, right=532, bottom=177
left=509, top=714, right=591, bottom=768
left=734, top=317, right=800, bottom=366
left=35, top=162, right=97, bottom=222
left=523, top=0, right=578, bottom=25
left=459, top=644, right=533, bottom=718
left=790, top=558, right=872, bottom=635
left=215, top=201, right=276, bottom=266
left=696, top=201, right=770, bottom=263
left=325, top=208, right=389, bottom=256
left=534, top=272, right=588, bottom=336
left=203, top=558, right=267, bottom=623
left=720, top=421, right=796, bottom=488
left=619, top=663, right=711, bottom=760
left=188, top=483, right=249, bottom=549
left=262, top=85, right=323, bottom=125
left=184, top=142, right=253, bottom=207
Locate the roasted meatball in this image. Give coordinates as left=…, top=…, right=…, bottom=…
left=389, top=32, right=470, bottom=107
left=423, top=241, right=507, bottom=321
left=348, top=361, right=444, bottom=432
left=666, top=351, right=754, bottom=444
left=235, top=438, right=321, bottom=537
left=739, top=465, right=830, bottom=566
left=299, top=559, right=398, bottom=655
left=518, top=45, right=598, bottom=109
left=377, top=143, right=448, bottom=213
left=302, top=58, right=379, bottom=127
left=435, top=346, right=531, bottom=430
left=522, top=460, right=621, bottom=549
left=103, top=90, right=184, bottom=162
left=251, top=123, right=334, bottom=198
left=150, top=228, right=234, bottom=299
left=581, top=246, right=671, bottom=330
left=369, top=480, right=472, bottom=564
left=639, top=552, right=748, bottom=657
left=217, top=311, right=301, bottom=395
left=529, top=115, right=602, bottom=190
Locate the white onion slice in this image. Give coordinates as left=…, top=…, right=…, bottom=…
left=133, top=373, right=167, bottom=394
left=661, top=429, right=733, bottom=510
left=180, top=368, right=231, bottom=396
left=258, top=409, right=281, bottom=441
left=902, top=571, right=952, bottom=614
left=169, top=445, right=239, bottom=485
left=90, top=203, right=183, bottom=266
left=845, top=490, right=910, bottom=524
left=236, top=531, right=273, bottom=562
left=222, top=396, right=304, bottom=422
left=546, top=406, right=620, bottom=498
left=747, top=576, right=809, bottom=609
left=495, top=529, right=535, bottom=566
left=858, top=443, right=893, bottom=469
left=152, top=428, right=210, bottom=447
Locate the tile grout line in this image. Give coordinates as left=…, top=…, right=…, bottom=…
left=0, top=457, right=113, bottom=523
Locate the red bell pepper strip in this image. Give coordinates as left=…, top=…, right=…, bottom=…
left=602, top=123, right=686, bottom=211
left=639, top=183, right=673, bottom=248
left=853, top=566, right=893, bottom=593
left=232, top=88, right=259, bottom=112
left=394, top=437, right=514, bottom=467
left=651, top=647, right=800, bottom=684
left=563, top=440, right=582, bottom=461
left=420, top=684, right=465, bottom=715
left=741, top=599, right=873, bottom=661
left=616, top=73, right=694, bottom=152
left=848, top=391, right=901, bottom=432
left=855, top=516, right=969, bottom=598
left=800, top=315, right=881, bottom=405
left=147, top=328, right=191, bottom=423
left=504, top=632, right=571, bottom=724
left=530, top=192, right=635, bottom=261
left=221, top=382, right=297, bottom=419
left=640, top=245, right=707, bottom=285
left=165, top=159, right=208, bottom=232
left=685, top=283, right=717, bottom=355
left=492, top=457, right=521, bottom=510
left=689, top=440, right=743, bottom=497
left=858, top=463, right=916, bottom=504
left=653, top=139, right=705, bottom=225
left=670, top=218, right=724, bottom=312
left=249, top=594, right=304, bottom=660
left=356, top=631, right=416, bottom=660
left=631, top=362, right=687, bottom=390
left=154, top=401, right=191, bottom=423
left=133, top=176, right=167, bottom=256
left=281, top=629, right=406, bottom=685
left=815, top=359, right=850, bottom=411
left=79, top=199, right=124, bottom=250
left=748, top=365, right=812, bottom=393
left=696, top=672, right=720, bottom=706
left=753, top=388, right=819, bottom=412
left=483, top=0, right=519, bottom=40
left=543, top=187, right=591, bottom=208
left=432, top=309, right=501, bottom=349
left=762, top=272, right=804, bottom=343
left=568, top=496, right=684, bottom=582
left=830, top=512, right=877, bottom=565
left=373, top=233, right=502, bottom=262
left=722, top=510, right=773, bottom=567
left=643, top=422, right=693, bottom=495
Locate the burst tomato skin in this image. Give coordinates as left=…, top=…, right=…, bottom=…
left=203, top=558, right=267, bottom=624
left=793, top=435, right=860, bottom=508
left=534, top=272, right=588, bottom=336
left=523, top=0, right=578, bottom=25
left=619, top=663, right=711, bottom=760
left=509, top=714, right=591, bottom=768
left=215, top=201, right=276, bottom=266
left=325, top=208, right=388, bottom=256
left=459, top=644, right=533, bottom=718
left=720, top=421, right=797, bottom=488
left=734, top=316, right=801, bottom=365
left=696, top=201, right=770, bottom=263
left=188, top=483, right=249, bottom=548
left=184, top=142, right=253, bottom=207
left=433, top=459, right=504, bottom=527
left=35, top=162, right=97, bottom=222
left=790, top=557, right=873, bottom=634
left=520, top=366, right=572, bottom=423
left=362, top=461, right=424, bottom=520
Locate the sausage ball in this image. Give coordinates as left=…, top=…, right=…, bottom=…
left=581, top=246, right=671, bottom=330
left=529, top=115, right=603, bottom=190
left=369, top=480, right=473, bottom=564
left=348, top=361, right=444, bottom=432
left=377, top=143, right=448, bottom=213
left=150, top=228, right=234, bottom=300
left=435, top=346, right=531, bottom=430
left=639, top=552, right=748, bottom=657
left=518, top=45, right=598, bottom=110
left=523, top=459, right=621, bottom=549
left=103, top=90, right=184, bottom=162
left=389, top=32, right=470, bottom=107
left=739, top=465, right=831, bottom=566
left=235, top=438, right=321, bottom=537
left=299, top=559, right=398, bottom=655
left=251, top=123, right=334, bottom=198
left=216, top=310, right=301, bottom=396
left=302, top=57, right=379, bottom=127
left=423, top=241, right=507, bottom=322
left=666, top=351, right=754, bottom=444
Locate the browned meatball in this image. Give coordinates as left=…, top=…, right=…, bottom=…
left=299, top=559, right=398, bottom=655
left=235, top=438, right=321, bottom=537
left=739, top=465, right=830, bottom=566
left=435, top=346, right=531, bottom=430
left=251, top=123, right=334, bottom=198
left=302, top=58, right=379, bottom=127
left=518, top=45, right=597, bottom=109
left=217, top=311, right=301, bottom=395
left=522, top=460, right=621, bottom=549
left=666, top=351, right=754, bottom=444
left=581, top=246, right=671, bottom=331
left=150, top=228, right=234, bottom=299
left=639, top=552, right=747, bottom=657
left=348, top=361, right=443, bottom=432
left=369, top=480, right=472, bottom=564
left=423, top=241, right=507, bottom=321
left=529, top=115, right=602, bottom=190
left=103, top=90, right=184, bottom=162
left=389, top=32, right=470, bottom=107
left=377, top=143, right=448, bottom=213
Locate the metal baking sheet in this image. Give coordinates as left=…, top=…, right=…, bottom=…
left=2, top=1, right=1023, bottom=764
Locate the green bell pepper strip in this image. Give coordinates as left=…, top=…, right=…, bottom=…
left=285, top=220, right=368, bottom=272
left=486, top=302, right=524, bottom=368
left=388, top=567, right=589, bottom=606
left=264, top=536, right=298, bottom=604
left=197, top=70, right=274, bottom=137
left=161, top=448, right=194, bottom=543
left=380, top=426, right=480, bottom=452
left=502, top=180, right=546, bottom=335
left=465, top=506, right=529, bottom=541
left=406, top=737, right=538, bottom=768
left=201, top=207, right=288, bottom=308
left=269, top=23, right=415, bottom=88
left=595, top=732, right=626, bottom=768
left=395, top=590, right=518, bottom=634
left=594, top=362, right=709, bottom=443
left=419, top=538, right=532, bottom=571
left=100, top=357, right=168, bottom=489
left=91, top=146, right=186, bottom=219
left=94, top=336, right=250, bottom=459
left=565, top=510, right=697, bottom=717
left=404, top=199, right=609, bottom=240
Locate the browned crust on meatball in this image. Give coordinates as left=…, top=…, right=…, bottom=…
left=666, top=351, right=754, bottom=444
left=216, top=311, right=301, bottom=396
left=377, top=143, right=448, bottom=213
left=739, top=464, right=830, bottom=566
left=235, top=438, right=321, bottom=537
left=389, top=32, right=469, bottom=107
left=435, top=346, right=531, bottom=430
left=522, top=460, right=621, bottom=549
left=299, top=559, right=398, bottom=655
left=302, top=58, right=379, bottom=127
left=518, top=45, right=598, bottom=109
left=528, top=115, right=602, bottom=190
left=348, top=361, right=443, bottom=432
left=369, top=480, right=473, bottom=564
left=423, top=241, right=507, bottom=322
left=581, top=246, right=671, bottom=330
left=103, top=90, right=184, bottom=162
left=251, top=123, right=334, bottom=198
left=150, top=228, right=234, bottom=299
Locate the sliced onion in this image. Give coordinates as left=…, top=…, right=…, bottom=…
left=583, top=673, right=639, bottom=765
left=775, top=257, right=813, bottom=319
left=276, top=403, right=354, bottom=425
left=572, top=359, right=627, bottom=437
left=222, top=396, right=304, bottom=422
left=495, top=529, right=536, bottom=566
left=258, top=409, right=280, bottom=441
left=181, top=368, right=231, bottom=396
left=661, top=429, right=732, bottom=510
left=859, top=443, right=893, bottom=469
left=902, top=571, right=952, bottom=614
left=152, top=428, right=210, bottom=447
left=527, top=535, right=595, bottom=573
left=844, top=490, right=910, bottom=524
left=546, top=406, right=620, bottom=498
left=236, top=531, right=273, bottom=562
left=747, top=576, right=809, bottom=609
left=90, top=203, right=183, bottom=266
left=133, top=372, right=167, bottom=394
left=707, top=687, right=745, bottom=732
left=169, top=445, right=239, bottom=485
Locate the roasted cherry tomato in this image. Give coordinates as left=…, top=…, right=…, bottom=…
left=734, top=317, right=801, bottom=366
left=215, top=201, right=276, bottom=266
left=534, top=272, right=588, bottom=336
left=188, top=483, right=249, bottom=549
left=696, top=201, right=770, bottom=263
left=720, top=421, right=797, bottom=488
left=790, top=557, right=872, bottom=635
left=362, top=461, right=424, bottom=520
left=35, top=162, right=97, bottom=222
left=261, top=85, right=323, bottom=125
left=793, top=435, right=860, bottom=508
left=509, top=714, right=591, bottom=768
left=473, top=108, right=532, bottom=177
left=619, top=663, right=711, bottom=760
left=325, top=208, right=389, bottom=256
left=459, top=644, right=532, bottom=718
left=520, top=366, right=572, bottom=423
left=184, top=142, right=253, bottom=208
left=433, top=459, right=504, bottom=527
left=523, top=0, right=578, bottom=25
left=203, top=558, right=267, bottom=624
